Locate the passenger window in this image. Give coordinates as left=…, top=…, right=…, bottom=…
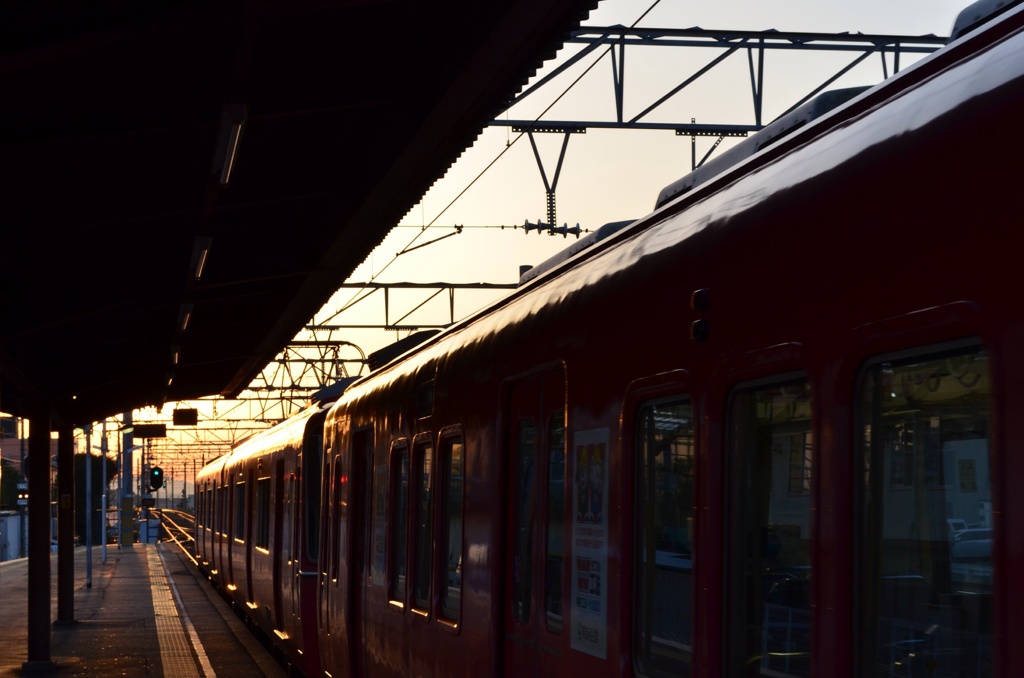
left=412, top=438, right=434, bottom=611
left=255, top=476, right=271, bottom=550
left=388, top=444, right=409, bottom=604
left=331, top=455, right=346, bottom=580
left=513, top=418, right=536, bottom=622
left=858, top=346, right=992, bottom=676
left=234, top=480, right=246, bottom=542
left=634, top=398, right=694, bottom=678
left=440, top=436, right=464, bottom=623
left=727, top=378, right=812, bottom=677
left=372, top=461, right=388, bottom=586
left=218, top=486, right=228, bottom=535
left=305, top=434, right=323, bottom=563
left=544, top=414, right=566, bottom=632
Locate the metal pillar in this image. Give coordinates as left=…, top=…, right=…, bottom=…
left=24, top=407, right=53, bottom=670
left=120, top=411, right=134, bottom=547
left=56, top=423, right=75, bottom=623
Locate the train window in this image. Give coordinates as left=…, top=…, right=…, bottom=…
left=412, top=438, right=434, bottom=612
left=304, top=433, right=323, bottom=563
left=331, top=455, right=347, bottom=581
left=634, top=398, right=694, bottom=678
left=288, top=475, right=297, bottom=563
left=234, top=480, right=246, bottom=542
left=388, top=444, right=410, bottom=605
left=513, top=417, right=537, bottom=622
left=255, top=476, right=271, bottom=550
left=372, top=461, right=388, bottom=587
left=726, top=378, right=812, bottom=677
left=440, top=435, right=464, bottom=623
left=544, top=413, right=565, bottom=632
left=857, top=345, right=992, bottom=676
left=218, top=486, right=228, bottom=535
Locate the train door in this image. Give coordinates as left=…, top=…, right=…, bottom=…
left=349, top=428, right=373, bottom=677
left=503, top=368, right=567, bottom=676
left=273, top=459, right=285, bottom=632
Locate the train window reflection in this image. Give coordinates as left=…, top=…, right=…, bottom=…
left=727, top=378, right=813, bottom=677
left=634, top=398, right=694, bottom=678
left=440, top=437, right=464, bottom=623
left=858, top=346, right=992, bottom=676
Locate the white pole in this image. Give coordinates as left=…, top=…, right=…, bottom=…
left=85, top=424, right=93, bottom=588
left=101, top=420, right=108, bottom=564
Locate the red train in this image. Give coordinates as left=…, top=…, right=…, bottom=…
left=195, top=1, right=1024, bottom=675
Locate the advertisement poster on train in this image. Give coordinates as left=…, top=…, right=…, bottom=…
left=571, top=428, right=609, bottom=659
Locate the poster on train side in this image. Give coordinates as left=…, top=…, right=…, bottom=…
left=571, top=428, right=609, bottom=659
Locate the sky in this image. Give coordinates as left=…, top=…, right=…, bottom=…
left=307, top=0, right=970, bottom=361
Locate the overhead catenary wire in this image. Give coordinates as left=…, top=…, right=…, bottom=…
left=320, top=0, right=665, bottom=325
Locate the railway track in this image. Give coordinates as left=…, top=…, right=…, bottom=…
left=158, top=508, right=199, bottom=566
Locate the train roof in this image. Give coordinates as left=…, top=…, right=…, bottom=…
left=517, top=219, right=636, bottom=286
left=653, top=86, right=870, bottom=211
left=331, top=0, right=1024, bottom=395
left=951, top=0, right=1024, bottom=40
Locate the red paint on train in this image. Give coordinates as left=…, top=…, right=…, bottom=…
left=196, top=3, right=1024, bottom=675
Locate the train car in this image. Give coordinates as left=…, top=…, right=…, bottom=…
left=312, top=2, right=1024, bottom=677
left=198, top=1, right=1024, bottom=676
left=195, top=397, right=334, bottom=678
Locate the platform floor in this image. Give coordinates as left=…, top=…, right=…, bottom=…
left=0, top=543, right=288, bottom=677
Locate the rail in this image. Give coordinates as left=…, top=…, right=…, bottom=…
left=158, top=509, right=199, bottom=568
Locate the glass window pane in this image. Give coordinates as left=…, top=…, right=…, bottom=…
left=728, top=379, right=812, bottom=677
left=255, top=476, right=271, bottom=549
left=513, top=418, right=536, bottom=622
left=545, top=414, right=566, bottom=632
left=859, top=347, right=992, bottom=676
left=234, top=481, right=246, bottom=541
left=305, top=434, right=323, bottom=562
left=413, top=441, right=434, bottom=610
left=389, top=447, right=409, bottom=602
left=441, top=438, right=464, bottom=622
left=634, top=399, right=694, bottom=678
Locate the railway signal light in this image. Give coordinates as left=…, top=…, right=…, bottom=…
left=149, top=467, right=164, bottom=491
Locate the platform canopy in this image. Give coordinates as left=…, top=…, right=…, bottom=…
left=0, top=0, right=598, bottom=424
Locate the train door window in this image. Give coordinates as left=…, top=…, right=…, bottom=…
left=255, top=476, right=271, bottom=550
left=726, top=377, right=812, bottom=677
left=234, top=480, right=246, bottom=542
left=288, top=474, right=297, bottom=563
left=439, top=433, right=464, bottom=624
left=513, top=416, right=537, bottom=622
left=503, top=369, right=566, bottom=673
left=304, top=432, right=323, bottom=563
left=218, top=486, right=228, bottom=535
left=634, top=398, right=694, bottom=678
left=388, top=443, right=410, bottom=606
left=372, top=458, right=388, bottom=587
left=856, top=345, right=992, bottom=676
left=544, top=413, right=565, bottom=632
left=331, top=453, right=347, bottom=581
left=412, top=437, right=434, bottom=613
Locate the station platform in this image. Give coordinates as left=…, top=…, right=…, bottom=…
left=0, top=543, right=288, bottom=678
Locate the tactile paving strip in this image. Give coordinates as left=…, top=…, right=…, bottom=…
left=147, top=545, right=202, bottom=677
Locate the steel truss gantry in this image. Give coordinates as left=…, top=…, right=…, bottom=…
left=497, top=26, right=947, bottom=230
